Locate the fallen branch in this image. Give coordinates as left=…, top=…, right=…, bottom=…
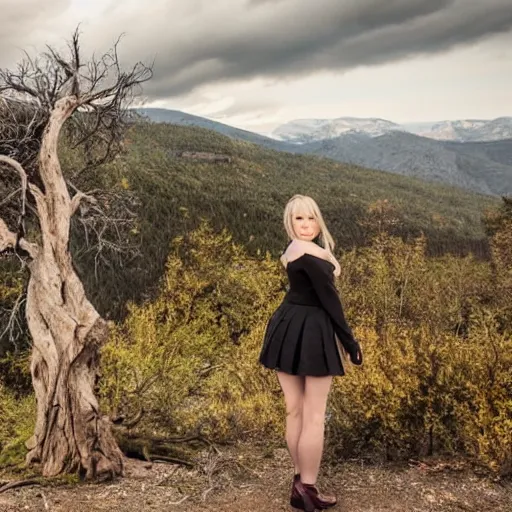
left=114, top=432, right=193, bottom=466
left=198, top=434, right=222, bottom=456
left=150, top=456, right=194, bottom=467
left=0, top=478, right=40, bottom=494
left=119, top=430, right=217, bottom=446
left=167, top=495, right=190, bottom=505
left=114, top=429, right=222, bottom=468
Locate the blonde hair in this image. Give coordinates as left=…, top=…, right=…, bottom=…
left=283, top=194, right=336, bottom=255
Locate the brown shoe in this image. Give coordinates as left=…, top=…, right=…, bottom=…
left=302, top=482, right=337, bottom=509
left=290, top=479, right=316, bottom=512
left=291, top=472, right=300, bottom=492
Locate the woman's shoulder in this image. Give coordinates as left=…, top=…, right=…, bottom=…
left=283, top=240, right=331, bottom=266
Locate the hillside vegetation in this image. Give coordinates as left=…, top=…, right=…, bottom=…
left=0, top=121, right=501, bottom=330
left=136, top=109, right=512, bottom=196
left=0, top=123, right=510, bottom=481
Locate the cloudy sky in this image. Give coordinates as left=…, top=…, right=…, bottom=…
left=2, top=0, right=512, bottom=134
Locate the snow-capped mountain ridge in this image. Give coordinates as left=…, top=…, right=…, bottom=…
left=273, top=116, right=512, bottom=143
left=273, top=117, right=404, bottom=143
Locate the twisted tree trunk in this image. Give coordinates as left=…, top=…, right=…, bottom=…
left=1, top=29, right=151, bottom=479
left=20, top=97, right=124, bottom=479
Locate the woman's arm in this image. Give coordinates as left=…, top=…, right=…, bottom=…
left=301, top=254, right=363, bottom=365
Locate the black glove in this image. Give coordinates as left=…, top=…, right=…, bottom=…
left=349, top=340, right=363, bottom=365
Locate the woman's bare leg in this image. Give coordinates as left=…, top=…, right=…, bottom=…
left=297, top=375, right=333, bottom=484
left=276, top=371, right=305, bottom=474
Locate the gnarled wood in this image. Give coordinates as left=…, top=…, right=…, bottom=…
left=1, top=29, right=151, bottom=480
left=22, top=97, right=124, bottom=479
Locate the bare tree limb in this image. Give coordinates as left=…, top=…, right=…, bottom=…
left=0, top=290, right=26, bottom=346
left=0, top=155, right=28, bottom=218
left=0, top=217, right=17, bottom=251
left=70, top=190, right=98, bottom=216
left=119, top=407, right=145, bottom=429
left=0, top=96, right=47, bottom=183
left=0, top=216, right=38, bottom=259
left=0, top=479, right=41, bottom=494
left=1, top=26, right=153, bottom=183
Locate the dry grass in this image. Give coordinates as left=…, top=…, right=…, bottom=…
left=0, top=443, right=510, bottom=512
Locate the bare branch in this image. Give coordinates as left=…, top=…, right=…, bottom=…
left=70, top=189, right=98, bottom=216
left=0, top=155, right=28, bottom=216
left=1, top=27, right=152, bottom=179
left=0, top=187, right=22, bottom=208
left=0, top=217, right=17, bottom=252
left=0, top=291, right=26, bottom=347
left=71, top=185, right=141, bottom=280
left=0, top=155, right=42, bottom=257
left=0, top=216, right=38, bottom=258
left=0, top=96, right=47, bottom=181
left=120, top=406, right=144, bottom=429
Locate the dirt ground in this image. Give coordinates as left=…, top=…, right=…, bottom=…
left=0, top=444, right=511, bottom=512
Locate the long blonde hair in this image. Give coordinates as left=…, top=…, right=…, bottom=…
left=283, top=194, right=336, bottom=256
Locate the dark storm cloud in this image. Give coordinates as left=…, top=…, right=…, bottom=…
left=135, top=0, right=512, bottom=100
left=2, top=0, right=512, bottom=102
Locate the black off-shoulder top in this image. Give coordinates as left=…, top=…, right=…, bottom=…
left=286, top=253, right=363, bottom=365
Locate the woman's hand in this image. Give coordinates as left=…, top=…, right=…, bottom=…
left=350, top=341, right=363, bottom=365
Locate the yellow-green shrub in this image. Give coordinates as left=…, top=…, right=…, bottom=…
left=0, top=383, right=35, bottom=467
left=325, top=228, right=510, bottom=472
left=99, top=219, right=511, bottom=475
left=99, top=220, right=285, bottom=438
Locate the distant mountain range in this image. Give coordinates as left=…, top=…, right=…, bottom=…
left=272, top=117, right=402, bottom=142
left=292, top=132, right=512, bottom=196
left=133, top=108, right=512, bottom=197
left=273, top=116, right=512, bottom=143
left=404, top=118, right=512, bottom=142
left=134, top=108, right=287, bottom=151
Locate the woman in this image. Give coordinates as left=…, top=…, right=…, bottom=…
left=258, top=194, right=363, bottom=511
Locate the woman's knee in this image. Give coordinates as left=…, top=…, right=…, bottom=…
left=301, top=409, right=326, bottom=429
left=286, top=400, right=303, bottom=419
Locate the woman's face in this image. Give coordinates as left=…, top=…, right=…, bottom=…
left=291, top=210, right=320, bottom=241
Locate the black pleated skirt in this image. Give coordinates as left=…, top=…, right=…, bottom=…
left=258, top=301, right=345, bottom=376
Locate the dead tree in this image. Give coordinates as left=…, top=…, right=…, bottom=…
left=0, top=29, right=152, bottom=479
